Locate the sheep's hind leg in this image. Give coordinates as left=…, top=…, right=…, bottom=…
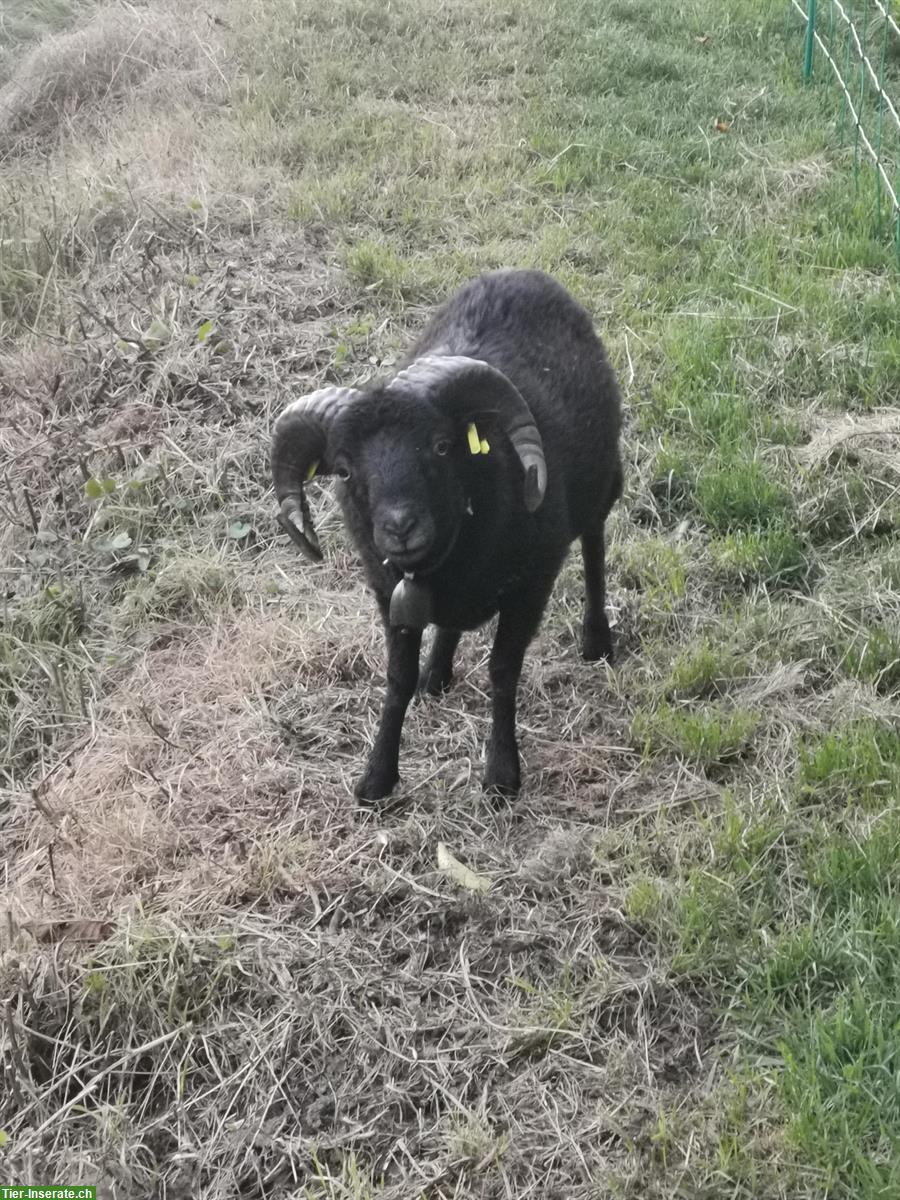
left=355, top=624, right=422, bottom=802
left=581, top=522, right=613, bottom=663
left=484, top=592, right=549, bottom=799
left=419, top=628, right=461, bottom=696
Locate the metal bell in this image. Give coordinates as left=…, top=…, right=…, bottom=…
left=389, top=574, right=433, bottom=630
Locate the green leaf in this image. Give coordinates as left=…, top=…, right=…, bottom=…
left=227, top=520, right=252, bottom=539
left=197, top=320, right=214, bottom=343
left=184, top=274, right=201, bottom=287
left=0, top=1129, right=8, bottom=1147
left=144, top=318, right=170, bottom=348
left=85, top=477, right=116, bottom=499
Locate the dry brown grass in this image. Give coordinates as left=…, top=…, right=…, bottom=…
left=0, top=1, right=224, bottom=155
left=2, top=601, right=713, bottom=1197
left=0, top=170, right=713, bottom=1190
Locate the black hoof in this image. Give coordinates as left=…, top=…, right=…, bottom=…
left=483, top=756, right=520, bottom=800
left=418, top=668, right=453, bottom=697
left=582, top=622, right=614, bottom=663
left=354, top=766, right=399, bottom=803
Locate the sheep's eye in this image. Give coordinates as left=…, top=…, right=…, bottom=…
left=434, top=439, right=451, bottom=457
left=334, top=462, right=352, bottom=481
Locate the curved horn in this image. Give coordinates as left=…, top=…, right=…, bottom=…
left=389, top=355, right=547, bottom=511
left=270, top=386, right=364, bottom=561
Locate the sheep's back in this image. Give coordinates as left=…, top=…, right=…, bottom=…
left=411, top=269, right=622, bottom=538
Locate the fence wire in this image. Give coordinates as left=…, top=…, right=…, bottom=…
left=790, top=0, right=900, bottom=258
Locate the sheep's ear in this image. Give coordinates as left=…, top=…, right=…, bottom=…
left=389, top=355, right=547, bottom=510
left=456, top=403, right=545, bottom=512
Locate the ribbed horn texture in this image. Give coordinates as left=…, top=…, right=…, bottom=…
left=270, top=386, right=364, bottom=561
left=389, top=355, right=547, bottom=511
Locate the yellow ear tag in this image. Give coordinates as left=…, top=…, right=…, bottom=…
left=306, top=461, right=319, bottom=481
left=479, top=437, right=490, bottom=455
left=467, top=423, right=481, bottom=455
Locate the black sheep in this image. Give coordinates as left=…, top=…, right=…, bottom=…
left=271, top=268, right=623, bottom=800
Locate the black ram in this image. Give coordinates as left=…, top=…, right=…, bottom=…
left=271, top=268, right=623, bottom=800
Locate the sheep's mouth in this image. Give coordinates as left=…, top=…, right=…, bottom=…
left=383, top=526, right=461, bottom=575
left=385, top=542, right=439, bottom=572
left=384, top=551, right=426, bottom=572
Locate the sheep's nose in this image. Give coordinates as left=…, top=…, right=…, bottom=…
left=381, top=506, right=420, bottom=543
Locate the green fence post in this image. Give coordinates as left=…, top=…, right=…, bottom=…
left=803, top=0, right=818, bottom=80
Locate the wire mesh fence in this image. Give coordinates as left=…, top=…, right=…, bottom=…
left=789, top=0, right=900, bottom=259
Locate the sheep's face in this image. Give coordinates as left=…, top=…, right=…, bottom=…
left=335, top=404, right=468, bottom=572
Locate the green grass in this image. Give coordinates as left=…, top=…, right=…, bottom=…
left=2, top=0, right=900, bottom=1196
left=632, top=700, right=760, bottom=766
left=842, top=625, right=900, bottom=695
left=712, top=523, right=811, bottom=588
left=799, top=721, right=900, bottom=806
left=696, top=460, right=791, bottom=532
left=743, top=803, right=900, bottom=1196
left=663, top=638, right=751, bottom=699
left=656, top=720, right=900, bottom=1197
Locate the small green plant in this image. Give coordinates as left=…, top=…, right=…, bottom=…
left=443, top=1109, right=509, bottom=1166
left=664, top=638, right=749, bottom=699
left=840, top=626, right=900, bottom=696
left=631, top=701, right=759, bottom=766
left=343, top=240, right=437, bottom=300
left=798, top=720, right=900, bottom=806
left=696, top=461, right=789, bottom=533
left=712, top=523, right=810, bottom=588
left=624, top=877, right=664, bottom=923
left=304, top=1152, right=383, bottom=1200
left=616, top=538, right=688, bottom=604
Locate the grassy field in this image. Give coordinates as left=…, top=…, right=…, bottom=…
left=1, top=0, right=899, bottom=1196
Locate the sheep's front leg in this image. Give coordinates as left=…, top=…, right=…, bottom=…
left=419, top=627, right=462, bottom=696
left=483, top=595, right=547, bottom=798
left=355, top=624, right=422, bottom=802
left=581, top=521, right=614, bottom=662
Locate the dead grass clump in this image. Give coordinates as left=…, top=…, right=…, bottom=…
left=771, top=155, right=832, bottom=200
left=2, top=615, right=323, bottom=919
left=796, top=411, right=900, bottom=472
left=0, top=4, right=206, bottom=151
left=1, top=599, right=431, bottom=923
left=1, top=575, right=716, bottom=1195
left=519, top=826, right=593, bottom=891
left=2, top=813, right=707, bottom=1198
